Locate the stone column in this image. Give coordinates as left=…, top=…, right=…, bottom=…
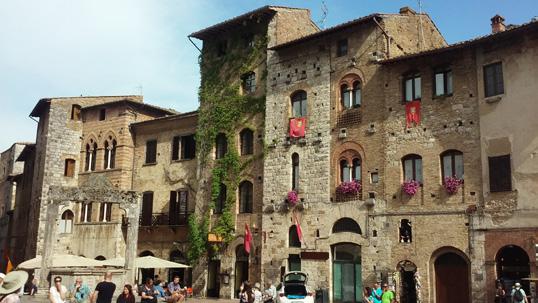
left=124, top=199, right=140, bottom=283
left=39, top=201, right=60, bottom=289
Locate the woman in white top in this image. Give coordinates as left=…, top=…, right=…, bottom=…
left=49, top=276, right=67, bottom=303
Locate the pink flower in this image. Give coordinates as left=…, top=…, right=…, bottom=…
left=287, top=190, right=299, bottom=206
left=444, top=177, right=463, bottom=194
left=402, top=180, right=420, bottom=196
left=336, top=180, right=362, bottom=195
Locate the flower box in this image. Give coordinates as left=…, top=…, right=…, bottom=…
left=402, top=180, right=420, bottom=196
left=444, top=177, right=463, bottom=195
left=287, top=190, right=299, bottom=206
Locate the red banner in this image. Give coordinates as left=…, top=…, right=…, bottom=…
left=405, top=100, right=421, bottom=128
left=293, top=213, right=303, bottom=243
left=244, top=223, right=253, bottom=254
left=289, top=117, right=306, bottom=138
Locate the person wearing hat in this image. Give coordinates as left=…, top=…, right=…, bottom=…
left=0, top=271, right=28, bottom=303
left=511, top=282, right=528, bottom=303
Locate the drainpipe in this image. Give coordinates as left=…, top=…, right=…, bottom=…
left=373, top=17, right=391, bottom=58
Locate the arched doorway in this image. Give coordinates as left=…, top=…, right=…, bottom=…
left=434, top=251, right=470, bottom=303
left=495, top=245, right=530, bottom=293
left=234, top=244, right=249, bottom=298
left=139, top=250, right=155, bottom=283
left=397, top=260, right=417, bottom=303
left=332, top=243, right=361, bottom=303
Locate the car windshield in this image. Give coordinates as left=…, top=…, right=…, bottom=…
left=284, top=273, right=307, bottom=283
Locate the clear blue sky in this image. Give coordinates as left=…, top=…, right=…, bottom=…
left=1, top=0, right=537, bottom=151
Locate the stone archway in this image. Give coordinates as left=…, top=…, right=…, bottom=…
left=495, top=245, right=531, bottom=293
left=396, top=260, right=418, bottom=303
left=40, top=175, right=140, bottom=286
left=433, top=250, right=470, bottom=303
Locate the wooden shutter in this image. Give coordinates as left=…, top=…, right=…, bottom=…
left=64, top=159, right=75, bottom=177
left=172, top=136, right=180, bottom=161
left=142, top=192, right=153, bottom=226
left=488, top=155, right=511, bottom=192
left=146, top=140, right=157, bottom=164
left=169, top=191, right=178, bottom=225
left=179, top=191, right=188, bottom=225
left=183, top=135, right=196, bottom=159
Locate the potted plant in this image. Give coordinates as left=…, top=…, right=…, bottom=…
left=402, top=180, right=421, bottom=196
left=444, top=176, right=463, bottom=195
left=287, top=190, right=299, bottom=207
left=336, top=180, right=362, bottom=196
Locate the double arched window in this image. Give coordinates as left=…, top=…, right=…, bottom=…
left=291, top=91, right=307, bottom=117
left=85, top=140, right=98, bottom=172
left=339, top=157, right=361, bottom=183
left=441, top=150, right=464, bottom=180
left=340, top=81, right=362, bottom=109
left=402, top=154, right=423, bottom=183
left=104, top=136, right=117, bottom=169
left=239, top=181, right=253, bottom=213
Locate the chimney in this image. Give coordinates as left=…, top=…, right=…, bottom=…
left=399, top=7, right=416, bottom=15
left=491, top=14, right=506, bottom=33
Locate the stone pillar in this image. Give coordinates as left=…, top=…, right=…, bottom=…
left=124, top=200, right=140, bottom=283
left=39, top=201, right=60, bottom=289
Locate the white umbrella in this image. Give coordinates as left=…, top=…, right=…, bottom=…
left=99, top=256, right=190, bottom=268
left=17, top=254, right=104, bottom=269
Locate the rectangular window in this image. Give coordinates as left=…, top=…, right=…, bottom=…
left=80, top=203, right=92, bottom=223
left=484, top=62, right=504, bottom=97
left=99, top=108, right=106, bottom=121
left=141, top=192, right=153, bottom=226
left=169, top=190, right=188, bottom=225
left=434, top=70, right=453, bottom=96
left=182, top=135, right=196, bottom=159
left=488, top=155, right=511, bottom=192
left=404, top=75, right=421, bottom=102
left=99, top=202, right=112, bottom=222
left=337, top=39, right=348, bottom=57
left=172, top=136, right=180, bottom=161
left=288, top=254, right=301, bottom=271
left=64, top=159, right=76, bottom=177
left=71, top=105, right=81, bottom=121
left=370, top=172, right=379, bottom=184
left=145, top=140, right=157, bottom=164
left=242, top=72, right=256, bottom=93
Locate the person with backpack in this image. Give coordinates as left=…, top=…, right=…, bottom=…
left=511, top=282, right=528, bottom=303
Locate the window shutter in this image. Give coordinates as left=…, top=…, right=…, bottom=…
left=489, top=155, right=511, bottom=192
left=169, top=191, right=177, bottom=225
left=146, top=140, right=157, bottom=163
left=142, top=192, right=153, bottom=226
left=179, top=191, right=188, bottom=225
left=495, top=63, right=504, bottom=95
left=172, top=136, right=180, bottom=161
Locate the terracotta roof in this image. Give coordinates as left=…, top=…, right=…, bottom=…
left=189, top=5, right=311, bottom=40
left=269, top=13, right=381, bottom=50
left=130, top=110, right=199, bottom=129
left=82, top=99, right=177, bottom=115
left=381, top=19, right=538, bottom=64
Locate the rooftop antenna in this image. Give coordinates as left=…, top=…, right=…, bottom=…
left=418, top=0, right=425, bottom=50
left=319, top=0, right=328, bottom=29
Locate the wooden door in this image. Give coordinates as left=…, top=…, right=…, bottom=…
left=435, top=252, right=470, bottom=303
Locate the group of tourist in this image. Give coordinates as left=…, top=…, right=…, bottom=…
left=496, top=282, right=529, bottom=303
left=363, top=282, right=397, bottom=303
left=238, top=280, right=276, bottom=303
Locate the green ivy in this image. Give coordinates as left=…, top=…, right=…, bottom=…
left=187, top=34, right=268, bottom=263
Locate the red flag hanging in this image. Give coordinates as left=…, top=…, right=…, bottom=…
left=289, top=117, right=306, bottom=138
left=405, top=100, right=421, bottom=128
left=244, top=223, right=253, bottom=254
left=293, top=213, right=303, bottom=243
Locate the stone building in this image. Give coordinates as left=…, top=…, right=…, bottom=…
left=130, top=111, right=198, bottom=284
left=0, top=142, right=30, bottom=270
left=188, top=6, right=318, bottom=299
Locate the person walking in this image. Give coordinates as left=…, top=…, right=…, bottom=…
left=91, top=272, right=116, bottom=303
left=495, top=284, right=506, bottom=303
left=363, top=287, right=374, bottom=303
left=371, top=283, right=382, bottom=303
left=511, top=282, right=528, bottom=303
left=381, top=284, right=395, bottom=303
left=70, top=278, right=91, bottom=303
left=0, top=271, right=28, bottom=303
left=50, top=276, right=68, bottom=303
left=116, top=285, right=135, bottom=303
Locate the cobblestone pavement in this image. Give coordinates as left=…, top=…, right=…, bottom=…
left=21, top=295, right=238, bottom=303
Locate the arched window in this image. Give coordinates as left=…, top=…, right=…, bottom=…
left=85, top=141, right=97, bottom=172
left=340, top=160, right=351, bottom=182
left=341, top=84, right=351, bottom=109
left=352, top=81, right=361, bottom=107
left=59, top=210, right=74, bottom=233
left=289, top=225, right=301, bottom=247
left=441, top=150, right=464, bottom=180
left=240, top=129, right=254, bottom=156
left=402, top=154, right=423, bottom=183
left=332, top=217, right=361, bottom=234
left=104, top=138, right=117, bottom=169
left=352, top=158, right=361, bottom=181
left=215, top=133, right=228, bottom=159
left=291, top=91, right=307, bottom=117
left=292, top=153, right=299, bottom=190
left=215, top=183, right=226, bottom=214
left=239, top=181, right=253, bottom=213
